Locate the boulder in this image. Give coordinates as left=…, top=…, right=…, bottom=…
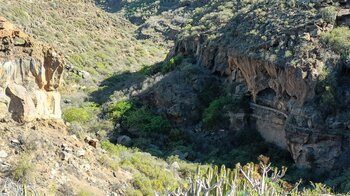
left=84, top=136, right=98, bottom=148
left=59, top=151, right=72, bottom=161
left=0, top=150, right=8, bottom=158
left=76, top=148, right=86, bottom=157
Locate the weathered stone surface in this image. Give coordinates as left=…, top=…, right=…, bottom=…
left=0, top=17, right=64, bottom=122
left=250, top=103, right=288, bottom=149
left=285, top=124, right=343, bottom=170
left=76, top=148, right=86, bottom=157
left=139, top=64, right=220, bottom=125
left=0, top=150, right=8, bottom=158
left=173, top=30, right=350, bottom=171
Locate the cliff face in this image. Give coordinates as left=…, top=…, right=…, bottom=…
left=0, top=17, right=64, bottom=122
left=173, top=29, right=350, bottom=171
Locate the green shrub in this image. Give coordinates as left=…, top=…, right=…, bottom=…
left=126, top=189, right=143, bottom=196
left=108, top=101, right=133, bottom=120
left=194, top=7, right=205, bottom=15
left=139, top=64, right=154, bottom=75
left=198, top=84, right=223, bottom=107
left=317, top=66, right=337, bottom=111
left=67, top=122, right=86, bottom=138
left=202, top=96, right=240, bottom=129
left=101, top=141, right=180, bottom=195
left=132, top=174, right=155, bottom=196
left=98, top=154, right=119, bottom=171
left=63, top=107, right=92, bottom=123
left=166, top=155, right=206, bottom=179
left=122, top=153, right=179, bottom=194
left=284, top=50, right=293, bottom=58
left=321, top=85, right=336, bottom=108
left=169, top=129, right=186, bottom=141
left=49, top=183, right=58, bottom=195
left=101, top=140, right=135, bottom=155
left=68, top=53, right=85, bottom=67
left=77, top=190, right=94, bottom=196
left=161, top=56, right=183, bottom=74
left=326, top=168, right=350, bottom=192
left=321, top=27, right=350, bottom=55
left=12, top=154, right=36, bottom=183
left=320, top=6, right=337, bottom=24
left=126, top=108, right=171, bottom=134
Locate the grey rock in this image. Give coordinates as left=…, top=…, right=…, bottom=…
left=117, top=135, right=132, bottom=146
left=10, top=139, right=20, bottom=145
left=63, top=99, right=72, bottom=104
left=139, top=67, right=219, bottom=125
left=80, top=71, right=91, bottom=79
left=330, top=122, right=343, bottom=129
left=61, top=144, right=73, bottom=152
left=76, top=148, right=86, bottom=157
left=59, top=151, right=72, bottom=161
left=0, top=150, right=8, bottom=158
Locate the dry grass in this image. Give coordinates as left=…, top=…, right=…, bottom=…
left=0, top=0, right=168, bottom=86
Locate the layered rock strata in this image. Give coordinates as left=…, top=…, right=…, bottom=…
left=173, top=32, right=349, bottom=171
left=0, top=17, right=64, bottom=122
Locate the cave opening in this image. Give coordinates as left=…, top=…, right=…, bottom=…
left=336, top=14, right=350, bottom=26
left=256, top=87, right=277, bottom=107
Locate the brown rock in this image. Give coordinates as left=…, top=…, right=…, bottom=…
left=0, top=17, right=64, bottom=122
left=84, top=136, right=98, bottom=148
left=172, top=31, right=347, bottom=171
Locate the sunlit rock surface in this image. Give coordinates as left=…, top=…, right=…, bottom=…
left=0, top=17, right=64, bottom=122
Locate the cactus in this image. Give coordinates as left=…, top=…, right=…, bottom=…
left=165, top=158, right=333, bottom=196
left=167, top=162, right=283, bottom=195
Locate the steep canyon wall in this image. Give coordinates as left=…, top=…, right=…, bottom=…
left=174, top=35, right=350, bottom=171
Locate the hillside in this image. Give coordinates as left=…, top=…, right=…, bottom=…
left=0, top=0, right=167, bottom=90
left=1, top=0, right=350, bottom=195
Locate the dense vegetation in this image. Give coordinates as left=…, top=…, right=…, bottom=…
left=100, top=141, right=333, bottom=195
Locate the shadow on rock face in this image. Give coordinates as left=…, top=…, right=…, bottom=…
left=6, top=84, right=26, bottom=122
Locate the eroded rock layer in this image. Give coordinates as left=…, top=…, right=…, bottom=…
left=0, top=17, right=64, bottom=122
left=173, top=32, right=350, bottom=171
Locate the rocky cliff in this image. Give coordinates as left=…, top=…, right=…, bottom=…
left=168, top=1, right=350, bottom=171
left=0, top=17, right=64, bottom=122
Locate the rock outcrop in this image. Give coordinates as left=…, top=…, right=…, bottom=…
left=0, top=17, right=64, bottom=122
left=172, top=24, right=350, bottom=171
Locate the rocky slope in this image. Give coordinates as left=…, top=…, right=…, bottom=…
left=0, top=17, right=63, bottom=122
left=0, top=16, right=132, bottom=195
left=0, top=0, right=168, bottom=94
left=0, top=15, right=202, bottom=196
left=0, top=119, right=133, bottom=195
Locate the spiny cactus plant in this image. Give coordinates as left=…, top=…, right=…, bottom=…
left=162, top=158, right=332, bottom=196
